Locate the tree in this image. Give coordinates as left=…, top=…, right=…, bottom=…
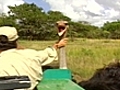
left=0, top=13, right=16, bottom=27
left=7, top=3, right=72, bottom=40
left=102, top=21, right=120, bottom=39
left=8, top=3, right=49, bottom=40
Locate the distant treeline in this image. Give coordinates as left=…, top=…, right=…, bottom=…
left=0, top=3, right=120, bottom=40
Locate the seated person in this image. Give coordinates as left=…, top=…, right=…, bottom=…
left=0, top=26, right=68, bottom=90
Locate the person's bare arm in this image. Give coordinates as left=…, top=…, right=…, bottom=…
left=53, top=38, right=68, bottom=49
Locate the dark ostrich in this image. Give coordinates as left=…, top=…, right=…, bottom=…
left=78, top=61, right=120, bottom=90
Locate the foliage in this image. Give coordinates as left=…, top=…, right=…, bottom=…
left=101, top=21, right=120, bottom=39
left=0, top=3, right=120, bottom=40
left=0, top=13, right=16, bottom=26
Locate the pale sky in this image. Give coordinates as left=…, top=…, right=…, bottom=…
left=1, top=0, right=120, bottom=27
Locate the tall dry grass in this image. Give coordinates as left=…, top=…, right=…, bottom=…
left=18, top=38, right=120, bottom=80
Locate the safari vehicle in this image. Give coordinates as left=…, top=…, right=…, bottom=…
left=0, top=67, right=84, bottom=90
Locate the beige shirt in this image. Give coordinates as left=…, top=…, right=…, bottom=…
left=0, top=47, right=58, bottom=90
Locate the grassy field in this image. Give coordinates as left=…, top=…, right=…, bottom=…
left=18, top=38, right=120, bottom=81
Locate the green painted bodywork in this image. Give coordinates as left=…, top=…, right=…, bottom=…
left=37, top=69, right=85, bottom=90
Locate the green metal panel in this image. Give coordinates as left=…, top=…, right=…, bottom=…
left=37, top=79, right=85, bottom=90
left=43, top=69, right=72, bottom=79
left=37, top=69, right=85, bottom=90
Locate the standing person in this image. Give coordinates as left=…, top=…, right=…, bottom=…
left=0, top=26, right=68, bottom=90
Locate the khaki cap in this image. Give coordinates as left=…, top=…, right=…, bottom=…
left=0, top=26, right=19, bottom=41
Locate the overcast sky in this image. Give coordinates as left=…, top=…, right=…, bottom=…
left=1, top=0, right=120, bottom=27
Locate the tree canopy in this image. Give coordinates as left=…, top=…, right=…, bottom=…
left=0, top=3, right=120, bottom=40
